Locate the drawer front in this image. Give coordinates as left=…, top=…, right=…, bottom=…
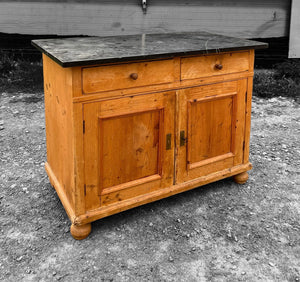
left=181, top=52, right=249, bottom=80
left=82, top=59, right=175, bottom=94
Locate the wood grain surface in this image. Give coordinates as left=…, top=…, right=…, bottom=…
left=42, top=49, right=255, bottom=239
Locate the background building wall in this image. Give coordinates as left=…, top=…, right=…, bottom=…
left=289, top=0, right=300, bottom=58
left=0, top=0, right=291, bottom=38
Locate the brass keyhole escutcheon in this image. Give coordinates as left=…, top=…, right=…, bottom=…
left=180, top=131, right=186, bottom=146
left=166, top=133, right=172, bottom=150
left=130, top=73, right=138, bottom=80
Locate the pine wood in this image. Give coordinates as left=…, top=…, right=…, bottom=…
left=244, top=50, right=255, bottom=164
left=45, top=162, right=76, bottom=222
left=82, top=59, right=176, bottom=94
left=70, top=223, right=91, bottom=240
left=181, top=52, right=250, bottom=80
left=83, top=92, right=175, bottom=210
left=72, top=51, right=253, bottom=102
left=42, top=50, right=255, bottom=239
left=43, top=54, right=75, bottom=210
left=233, top=171, right=249, bottom=184
left=77, top=163, right=252, bottom=226
left=175, top=80, right=247, bottom=183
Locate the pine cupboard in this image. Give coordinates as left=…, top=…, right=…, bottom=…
left=32, top=32, right=268, bottom=239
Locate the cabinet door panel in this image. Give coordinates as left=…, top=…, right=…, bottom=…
left=188, top=95, right=233, bottom=164
left=100, top=109, right=162, bottom=189
left=176, top=80, right=247, bottom=183
left=83, top=91, right=175, bottom=210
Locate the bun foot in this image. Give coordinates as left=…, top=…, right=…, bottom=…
left=233, top=172, right=249, bottom=184
left=70, top=223, right=91, bottom=240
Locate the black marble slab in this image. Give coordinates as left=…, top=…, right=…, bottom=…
left=32, top=32, right=268, bottom=67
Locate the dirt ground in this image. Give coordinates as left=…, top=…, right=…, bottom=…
left=0, top=88, right=299, bottom=281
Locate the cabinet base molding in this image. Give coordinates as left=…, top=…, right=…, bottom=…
left=46, top=160, right=252, bottom=239
left=45, top=162, right=75, bottom=221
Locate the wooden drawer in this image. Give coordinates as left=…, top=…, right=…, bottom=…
left=181, top=52, right=249, bottom=80
left=82, top=59, right=176, bottom=94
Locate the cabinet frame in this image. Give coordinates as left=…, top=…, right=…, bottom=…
left=42, top=49, right=255, bottom=230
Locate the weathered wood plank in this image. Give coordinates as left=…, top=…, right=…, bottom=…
left=0, top=1, right=290, bottom=38
left=289, top=0, right=300, bottom=58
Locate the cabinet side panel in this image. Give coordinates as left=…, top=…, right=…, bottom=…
left=43, top=54, right=75, bottom=210
left=244, top=50, right=255, bottom=163
left=244, top=77, right=253, bottom=164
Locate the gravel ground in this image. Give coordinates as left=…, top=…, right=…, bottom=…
left=0, top=90, right=299, bottom=281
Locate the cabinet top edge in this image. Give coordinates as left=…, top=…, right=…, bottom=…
left=32, top=32, right=268, bottom=68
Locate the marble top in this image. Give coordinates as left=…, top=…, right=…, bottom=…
left=32, top=32, right=268, bottom=67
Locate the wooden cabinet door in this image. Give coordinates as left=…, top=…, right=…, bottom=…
left=83, top=91, right=175, bottom=210
left=176, top=80, right=247, bottom=183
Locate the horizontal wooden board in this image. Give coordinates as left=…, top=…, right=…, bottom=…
left=76, top=163, right=253, bottom=225
left=289, top=0, right=300, bottom=58
left=82, top=59, right=175, bottom=94
left=0, top=0, right=288, bottom=5
left=181, top=52, right=249, bottom=80
left=0, top=1, right=290, bottom=38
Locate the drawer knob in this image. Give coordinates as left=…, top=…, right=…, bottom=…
left=215, top=64, right=223, bottom=70
left=130, top=73, right=138, bottom=80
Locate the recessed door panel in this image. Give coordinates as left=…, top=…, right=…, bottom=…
left=83, top=91, right=175, bottom=210
left=188, top=95, right=233, bottom=164
left=176, top=80, right=247, bottom=183
left=100, top=109, right=162, bottom=189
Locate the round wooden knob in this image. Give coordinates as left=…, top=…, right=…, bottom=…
left=130, top=73, right=138, bottom=80
left=215, top=64, right=223, bottom=70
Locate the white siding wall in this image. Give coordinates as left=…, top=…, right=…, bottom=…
left=0, top=0, right=290, bottom=39
left=289, top=0, right=300, bottom=58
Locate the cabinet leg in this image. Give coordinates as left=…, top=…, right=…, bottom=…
left=70, top=223, right=91, bottom=240
left=233, top=172, right=249, bottom=184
